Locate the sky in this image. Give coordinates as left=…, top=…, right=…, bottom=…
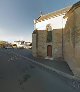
left=0, top=0, right=79, bottom=42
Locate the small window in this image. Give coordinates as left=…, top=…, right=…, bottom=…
left=47, top=31, right=52, bottom=42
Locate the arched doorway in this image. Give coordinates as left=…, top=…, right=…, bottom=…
left=47, top=45, right=52, bottom=57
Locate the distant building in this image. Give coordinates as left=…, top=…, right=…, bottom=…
left=13, top=41, right=25, bottom=48
left=13, top=41, right=32, bottom=48
left=25, top=42, right=32, bottom=49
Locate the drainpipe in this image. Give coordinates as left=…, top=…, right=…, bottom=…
left=62, top=16, right=64, bottom=59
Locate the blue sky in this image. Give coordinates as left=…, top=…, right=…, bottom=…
left=0, top=0, right=79, bottom=42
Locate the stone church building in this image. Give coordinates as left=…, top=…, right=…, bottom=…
left=32, top=1, right=80, bottom=77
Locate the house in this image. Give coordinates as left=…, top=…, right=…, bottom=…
left=32, top=6, right=70, bottom=60
left=25, top=42, right=32, bottom=49
left=13, top=40, right=25, bottom=48
left=12, top=41, right=32, bottom=49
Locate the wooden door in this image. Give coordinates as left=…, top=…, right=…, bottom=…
left=47, top=45, right=52, bottom=57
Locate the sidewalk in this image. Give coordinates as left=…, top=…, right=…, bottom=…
left=30, top=56, right=74, bottom=76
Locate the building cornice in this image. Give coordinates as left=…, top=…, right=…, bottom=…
left=35, top=6, right=71, bottom=23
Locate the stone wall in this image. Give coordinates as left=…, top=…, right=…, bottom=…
left=32, top=33, right=37, bottom=57
left=37, top=30, right=47, bottom=57
left=52, top=29, right=62, bottom=59
left=63, top=7, right=80, bottom=77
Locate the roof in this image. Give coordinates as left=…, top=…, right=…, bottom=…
left=14, top=41, right=25, bottom=42
left=35, top=6, right=71, bottom=23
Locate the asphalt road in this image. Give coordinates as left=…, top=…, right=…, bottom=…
left=0, top=48, right=80, bottom=92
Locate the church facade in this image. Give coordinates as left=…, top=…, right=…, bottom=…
left=32, top=7, right=70, bottom=60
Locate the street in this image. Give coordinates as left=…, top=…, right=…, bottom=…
left=0, top=48, right=79, bottom=92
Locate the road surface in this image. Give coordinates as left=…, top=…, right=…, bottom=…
left=0, top=48, right=79, bottom=92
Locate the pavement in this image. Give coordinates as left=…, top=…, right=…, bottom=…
left=32, top=57, right=73, bottom=75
